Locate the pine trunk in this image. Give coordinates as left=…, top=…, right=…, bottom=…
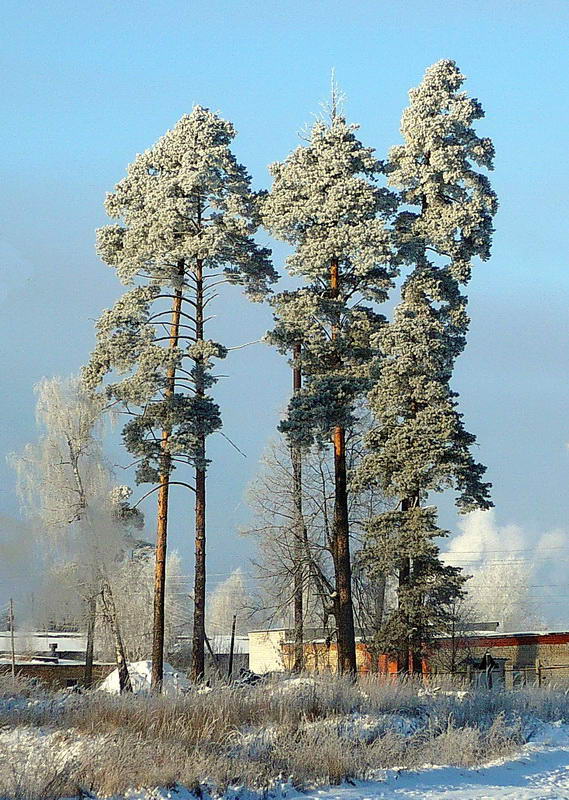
left=330, top=258, right=357, bottom=675
left=191, top=257, right=206, bottom=681
left=83, top=591, right=96, bottom=688
left=151, top=278, right=183, bottom=691
left=409, top=558, right=424, bottom=676
left=399, top=494, right=422, bottom=675
left=332, top=425, right=357, bottom=673
left=291, top=342, right=304, bottom=673
left=192, top=463, right=206, bottom=680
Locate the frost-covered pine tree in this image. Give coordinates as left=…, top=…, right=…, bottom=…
left=262, top=95, right=396, bottom=673
left=358, top=60, right=498, bottom=671
left=83, top=107, right=276, bottom=687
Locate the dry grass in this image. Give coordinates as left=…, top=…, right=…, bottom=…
left=0, top=673, right=558, bottom=799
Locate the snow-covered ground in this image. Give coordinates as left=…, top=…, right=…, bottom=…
left=5, top=675, right=569, bottom=799
left=3, top=720, right=569, bottom=798
left=205, top=721, right=569, bottom=799
left=298, top=725, right=569, bottom=798
left=98, top=660, right=190, bottom=695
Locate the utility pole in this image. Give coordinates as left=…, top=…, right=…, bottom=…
left=9, top=598, right=16, bottom=681
left=292, top=342, right=305, bottom=672
left=227, top=614, right=237, bottom=680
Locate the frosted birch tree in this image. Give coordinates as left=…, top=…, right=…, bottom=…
left=289, top=345, right=305, bottom=670
left=245, top=438, right=337, bottom=634
left=262, top=100, right=396, bottom=672
left=245, top=426, right=392, bottom=671
left=83, top=107, right=276, bottom=687
left=465, top=562, right=543, bottom=633
left=97, top=549, right=191, bottom=661
left=10, top=376, right=141, bottom=691
left=206, top=569, right=251, bottom=637
left=358, top=60, right=498, bottom=671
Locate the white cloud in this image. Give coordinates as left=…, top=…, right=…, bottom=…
left=442, top=510, right=569, bottom=632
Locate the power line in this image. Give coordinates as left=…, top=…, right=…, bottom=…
left=443, top=545, right=569, bottom=555
left=442, top=556, right=569, bottom=564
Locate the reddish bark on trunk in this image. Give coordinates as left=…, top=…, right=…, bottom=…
left=151, top=283, right=183, bottom=691
left=191, top=257, right=206, bottom=681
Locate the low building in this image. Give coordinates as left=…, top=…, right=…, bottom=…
left=249, top=628, right=569, bottom=687
left=0, top=631, right=87, bottom=661
left=0, top=630, right=113, bottom=690
left=0, top=659, right=114, bottom=690
left=249, top=628, right=373, bottom=674
left=207, top=634, right=249, bottom=675
left=431, top=630, right=569, bottom=687
left=249, top=629, right=287, bottom=673
left=172, top=633, right=249, bottom=676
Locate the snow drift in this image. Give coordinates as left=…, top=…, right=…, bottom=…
left=98, top=660, right=189, bottom=695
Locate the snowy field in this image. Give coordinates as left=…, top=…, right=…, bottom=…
left=299, top=722, right=569, bottom=798
left=4, top=721, right=569, bottom=799
left=3, top=674, right=569, bottom=799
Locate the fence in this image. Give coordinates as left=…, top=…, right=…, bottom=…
left=427, top=663, right=569, bottom=689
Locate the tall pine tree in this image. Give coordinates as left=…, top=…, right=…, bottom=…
left=358, top=60, right=498, bottom=671
left=262, top=101, right=396, bottom=673
left=83, top=107, right=275, bottom=687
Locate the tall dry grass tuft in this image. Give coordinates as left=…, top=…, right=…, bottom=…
left=0, top=673, right=563, bottom=798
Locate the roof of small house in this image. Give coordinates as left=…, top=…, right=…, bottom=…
left=0, top=631, right=87, bottom=654
left=177, top=634, right=249, bottom=654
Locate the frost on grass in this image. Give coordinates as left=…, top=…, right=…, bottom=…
left=1, top=673, right=567, bottom=799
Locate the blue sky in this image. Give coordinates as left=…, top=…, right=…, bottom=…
left=1, top=0, right=569, bottom=613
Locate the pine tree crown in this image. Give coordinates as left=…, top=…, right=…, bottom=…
left=97, top=105, right=276, bottom=297
left=359, top=59, right=496, bottom=511
left=84, top=107, right=276, bottom=481
left=263, top=108, right=397, bottom=447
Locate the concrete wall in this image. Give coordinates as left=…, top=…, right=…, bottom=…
left=281, top=641, right=381, bottom=674
left=248, top=630, right=286, bottom=673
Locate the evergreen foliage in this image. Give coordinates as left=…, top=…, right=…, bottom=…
left=6, top=65, right=504, bottom=679
left=262, top=102, right=397, bottom=671
left=83, top=106, right=275, bottom=480
left=358, top=60, right=498, bottom=663
left=263, top=112, right=396, bottom=445
left=83, top=106, right=276, bottom=684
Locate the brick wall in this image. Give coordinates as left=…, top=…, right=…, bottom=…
left=428, top=633, right=569, bottom=687
left=0, top=663, right=115, bottom=690
left=281, top=641, right=377, bottom=674
left=432, top=634, right=569, bottom=669
left=261, top=632, right=569, bottom=684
